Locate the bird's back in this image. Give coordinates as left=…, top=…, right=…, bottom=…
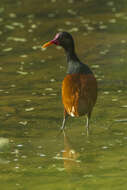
left=62, top=73, right=97, bottom=117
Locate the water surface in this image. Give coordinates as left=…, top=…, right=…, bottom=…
left=0, top=0, right=127, bottom=189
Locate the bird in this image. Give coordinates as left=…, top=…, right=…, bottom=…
left=42, top=32, right=97, bottom=135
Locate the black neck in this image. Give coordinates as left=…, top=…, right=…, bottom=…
left=63, top=45, right=79, bottom=63
left=64, top=47, right=93, bottom=75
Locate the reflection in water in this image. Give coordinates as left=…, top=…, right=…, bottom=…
left=62, top=131, right=80, bottom=172
left=54, top=131, right=81, bottom=172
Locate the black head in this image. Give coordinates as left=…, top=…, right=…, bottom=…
left=53, top=32, right=74, bottom=49
left=42, top=31, right=75, bottom=51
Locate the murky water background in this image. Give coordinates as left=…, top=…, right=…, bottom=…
left=0, top=0, right=127, bottom=189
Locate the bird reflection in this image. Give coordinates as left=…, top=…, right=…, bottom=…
left=62, top=131, right=80, bottom=172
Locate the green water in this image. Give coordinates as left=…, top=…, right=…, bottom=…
left=0, top=0, right=127, bottom=189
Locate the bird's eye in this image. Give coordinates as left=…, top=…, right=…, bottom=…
left=59, top=35, right=63, bottom=40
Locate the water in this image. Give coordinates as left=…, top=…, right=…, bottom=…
left=0, top=0, right=127, bottom=189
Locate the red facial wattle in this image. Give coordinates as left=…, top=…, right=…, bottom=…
left=42, top=33, right=60, bottom=48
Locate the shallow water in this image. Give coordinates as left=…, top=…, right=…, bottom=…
left=0, top=0, right=127, bottom=189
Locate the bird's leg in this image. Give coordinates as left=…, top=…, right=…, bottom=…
left=60, top=109, right=68, bottom=131
left=86, top=112, right=91, bottom=136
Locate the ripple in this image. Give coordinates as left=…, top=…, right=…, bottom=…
left=91, top=65, right=100, bottom=69
left=39, top=154, right=46, bottom=157
left=115, top=119, right=127, bottom=122
left=100, top=49, right=109, bottom=55
left=8, top=37, right=27, bottom=42
left=12, top=22, right=24, bottom=28
left=17, top=144, right=23, bottom=147
left=25, top=107, right=35, bottom=112
left=103, top=91, right=109, bottom=95
left=45, top=88, right=53, bottom=91
left=69, top=27, right=79, bottom=32
left=9, top=13, right=17, bottom=18
left=10, top=84, right=16, bottom=87
left=17, top=71, right=28, bottom=75
left=31, top=24, right=37, bottom=29
left=57, top=167, right=65, bottom=172
left=67, top=9, right=77, bottom=15
left=99, top=25, right=108, bottom=30
left=65, top=21, right=72, bottom=25
left=109, top=18, right=116, bottom=23
left=121, top=105, right=127, bottom=108
left=50, top=78, right=56, bottom=82
left=102, top=146, right=108, bottom=150
left=3, top=47, right=13, bottom=52
left=112, top=99, right=118, bottom=101
left=121, top=40, right=126, bottom=44
left=107, top=1, right=114, bottom=6
left=5, top=25, right=15, bottom=30
left=20, top=54, right=28, bottom=58
left=19, top=121, right=28, bottom=126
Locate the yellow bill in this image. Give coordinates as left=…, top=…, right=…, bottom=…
left=42, top=41, right=53, bottom=48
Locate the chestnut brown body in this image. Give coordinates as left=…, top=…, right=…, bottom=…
left=62, top=74, right=97, bottom=117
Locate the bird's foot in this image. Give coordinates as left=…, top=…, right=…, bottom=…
left=56, top=127, right=65, bottom=137
left=86, top=127, right=89, bottom=136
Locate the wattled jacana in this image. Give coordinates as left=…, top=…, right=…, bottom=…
left=42, top=32, right=97, bottom=135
